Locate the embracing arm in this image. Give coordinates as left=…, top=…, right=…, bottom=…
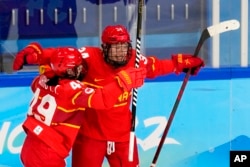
left=13, top=42, right=57, bottom=70
left=75, top=81, right=124, bottom=110
left=75, top=67, right=146, bottom=110
left=13, top=42, right=62, bottom=78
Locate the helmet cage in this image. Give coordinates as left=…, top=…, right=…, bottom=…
left=102, top=42, right=132, bottom=68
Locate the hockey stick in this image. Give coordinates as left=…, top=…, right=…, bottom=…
left=129, top=0, right=144, bottom=162
left=150, top=19, right=240, bottom=167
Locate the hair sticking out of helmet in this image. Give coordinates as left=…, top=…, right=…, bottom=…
left=101, top=25, right=132, bottom=68
left=50, top=47, right=87, bottom=80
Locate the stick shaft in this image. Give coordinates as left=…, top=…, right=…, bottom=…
left=150, top=28, right=211, bottom=167
left=129, top=0, right=144, bottom=162
left=150, top=19, right=240, bottom=167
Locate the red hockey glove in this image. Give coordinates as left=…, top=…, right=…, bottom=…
left=172, top=54, right=205, bottom=75
left=13, top=42, right=42, bottom=70
left=116, top=67, right=146, bottom=91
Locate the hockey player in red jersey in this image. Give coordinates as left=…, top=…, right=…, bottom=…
left=13, top=25, right=204, bottom=167
left=20, top=47, right=146, bottom=167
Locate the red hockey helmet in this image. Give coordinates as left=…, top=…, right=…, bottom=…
left=101, top=25, right=131, bottom=44
left=50, top=47, right=87, bottom=80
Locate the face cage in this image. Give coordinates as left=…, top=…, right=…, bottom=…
left=102, top=43, right=132, bottom=68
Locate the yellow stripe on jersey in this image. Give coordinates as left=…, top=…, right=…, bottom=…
left=51, top=122, right=81, bottom=129
left=87, top=93, right=94, bottom=108
left=57, top=106, right=85, bottom=113
left=72, top=91, right=83, bottom=105
left=58, top=123, right=81, bottom=129
left=114, top=102, right=127, bottom=107
left=83, top=81, right=103, bottom=89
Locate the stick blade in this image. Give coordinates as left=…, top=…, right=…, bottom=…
left=207, top=19, right=240, bottom=37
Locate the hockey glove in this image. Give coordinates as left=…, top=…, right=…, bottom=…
left=13, top=42, right=42, bottom=70
left=116, top=67, right=146, bottom=91
left=38, top=74, right=49, bottom=88
left=172, top=54, right=204, bottom=75
left=35, top=75, right=58, bottom=92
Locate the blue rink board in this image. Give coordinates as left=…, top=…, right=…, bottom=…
left=0, top=68, right=250, bottom=167
left=1, top=67, right=250, bottom=87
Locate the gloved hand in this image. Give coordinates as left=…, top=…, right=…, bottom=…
left=36, top=74, right=58, bottom=92
left=116, top=67, right=146, bottom=91
left=13, top=42, right=42, bottom=70
left=38, top=74, right=49, bottom=88
left=172, top=54, right=205, bottom=75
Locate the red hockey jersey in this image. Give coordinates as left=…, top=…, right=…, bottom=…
left=23, top=75, right=124, bottom=157
left=77, top=47, right=175, bottom=142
